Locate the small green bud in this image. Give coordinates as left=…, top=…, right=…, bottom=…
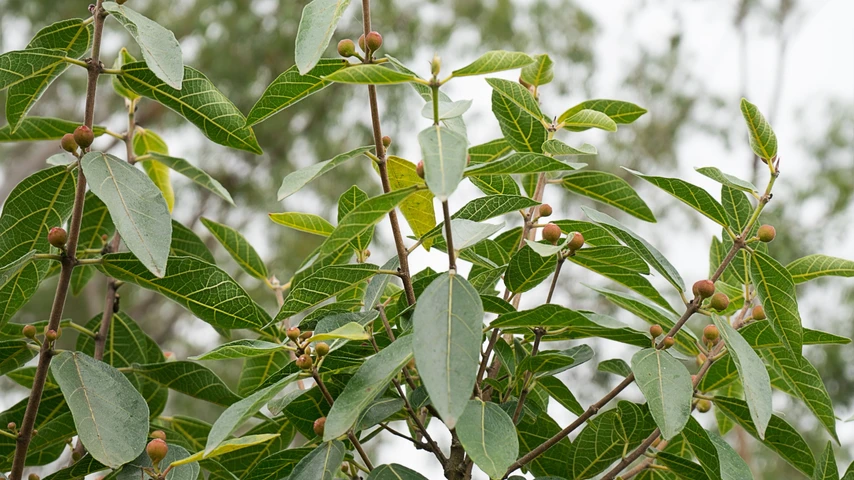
left=48, top=227, right=67, bottom=249
left=146, top=438, right=168, bottom=465
left=538, top=204, right=552, bottom=217
left=757, top=224, right=776, bottom=243
left=73, top=125, right=94, bottom=149
left=60, top=134, right=78, bottom=153
left=696, top=399, right=712, bottom=413
left=296, top=354, right=313, bottom=370
left=692, top=279, right=715, bottom=299
left=366, top=31, right=383, bottom=52
left=431, top=54, right=441, bottom=76
left=649, top=324, right=663, bottom=338
left=709, top=292, right=729, bottom=311
left=567, top=232, right=584, bottom=251
left=22, top=325, right=36, bottom=339
left=337, top=39, right=356, bottom=57
left=313, top=416, right=326, bottom=436
left=703, top=324, right=719, bottom=343
left=752, top=305, right=766, bottom=320
left=542, top=223, right=562, bottom=245
left=315, top=342, right=330, bottom=356
left=358, top=34, right=366, bottom=52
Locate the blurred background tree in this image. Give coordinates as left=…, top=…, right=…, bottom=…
left=1, top=0, right=851, bottom=477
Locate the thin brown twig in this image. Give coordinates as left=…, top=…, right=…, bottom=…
left=9, top=4, right=107, bottom=479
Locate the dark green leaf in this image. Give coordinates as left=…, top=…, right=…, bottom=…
left=276, top=264, right=378, bottom=321
left=515, top=413, right=572, bottom=478
left=191, top=340, right=286, bottom=361
left=504, top=243, right=557, bottom=293
left=130, top=361, right=242, bottom=406
left=626, top=168, right=729, bottom=227
left=695, top=166, right=757, bottom=193
left=520, top=54, right=554, bottom=86
left=120, top=62, right=262, bottom=154
left=569, top=248, right=673, bottom=311
left=141, top=153, right=233, bottom=204
left=201, top=217, right=267, bottom=280
left=288, top=440, right=346, bottom=480
left=324, top=64, right=415, bottom=84
left=813, top=442, right=839, bottom=480
left=456, top=400, right=518, bottom=478
left=491, top=83, right=546, bottom=153
left=115, top=443, right=198, bottom=480
left=0, top=117, right=105, bottom=142
left=247, top=59, right=347, bottom=125
left=100, top=253, right=271, bottom=329
left=366, top=464, right=429, bottom=480
left=557, top=99, right=647, bottom=125
left=465, top=152, right=581, bottom=176
left=538, top=376, right=584, bottom=415
left=170, top=220, right=215, bottom=263
left=453, top=51, right=534, bottom=76
left=0, top=340, right=36, bottom=376
left=787, top=254, right=854, bottom=284
left=338, top=185, right=373, bottom=252
left=561, top=170, right=655, bottom=222
left=740, top=98, right=777, bottom=161
left=243, top=447, right=313, bottom=480
left=750, top=250, right=803, bottom=356
left=598, top=358, right=631, bottom=377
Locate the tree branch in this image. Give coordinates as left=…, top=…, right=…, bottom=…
left=9, top=3, right=108, bottom=479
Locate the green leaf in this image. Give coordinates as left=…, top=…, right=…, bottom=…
left=324, top=336, right=412, bottom=439
left=316, top=187, right=418, bottom=258
left=248, top=59, right=347, bottom=126
left=750, top=250, right=804, bottom=356
left=111, top=47, right=140, bottom=101
left=420, top=99, right=472, bottom=120
left=100, top=253, right=271, bottom=329
left=323, top=64, right=415, bottom=84
left=0, top=117, right=105, bottom=142
left=714, top=396, right=815, bottom=476
left=420, top=195, right=540, bottom=246
left=201, top=217, right=267, bottom=280
left=561, top=108, right=617, bottom=132
left=190, top=340, right=286, bottom=361
left=813, top=442, right=839, bottom=480
left=0, top=340, right=36, bottom=376
left=516, top=413, right=572, bottom=477
left=277, top=146, right=372, bottom=200
left=491, top=83, right=546, bottom=153
left=130, top=361, right=242, bottom=406
left=385, top=155, right=436, bottom=239
left=520, top=53, right=554, bottom=86
left=27, top=18, right=92, bottom=57
left=465, top=152, right=581, bottom=176
left=51, top=351, right=148, bottom=468
left=367, top=464, right=429, bottom=480
left=625, top=168, right=729, bottom=227
left=453, top=51, right=534, bottom=77
left=120, top=62, right=262, bottom=154
left=132, top=127, right=174, bottom=212
left=569, top=248, right=673, bottom=311
left=363, top=256, right=399, bottom=311
left=419, top=125, right=468, bottom=201
left=787, top=254, right=854, bottom=284
left=541, top=139, right=597, bottom=156
left=71, top=193, right=115, bottom=294
left=598, top=358, right=632, bottom=377
left=657, top=452, right=709, bottom=480
left=295, top=0, right=351, bottom=74
left=170, top=220, right=215, bottom=263
left=41, top=454, right=105, bottom=480
left=338, top=185, right=373, bottom=252
left=82, top=151, right=171, bottom=276
left=538, top=376, right=584, bottom=415
left=242, top=447, right=313, bottom=480
left=505, top=243, right=557, bottom=293
left=413, top=273, right=483, bottom=428
left=0, top=251, right=37, bottom=291
left=558, top=99, right=647, bottom=126
left=103, top=2, right=183, bottom=88
left=269, top=212, right=334, bottom=236
left=239, top=350, right=291, bottom=397
left=205, top=374, right=299, bottom=455
left=288, top=440, right=346, bottom=480
left=590, top=286, right=697, bottom=355
left=631, top=348, right=693, bottom=439
left=0, top=167, right=75, bottom=327
left=561, top=170, right=656, bottom=222
left=695, top=166, right=758, bottom=193
left=468, top=138, right=513, bottom=164
left=307, top=321, right=369, bottom=343
left=0, top=48, right=68, bottom=130
left=456, top=399, right=518, bottom=479
left=447, top=219, right=503, bottom=251
left=711, top=314, right=772, bottom=439
left=761, top=347, right=838, bottom=441
left=740, top=98, right=777, bottom=161
left=115, top=443, right=199, bottom=480
left=276, top=264, right=377, bottom=321
left=582, top=206, right=683, bottom=291
left=141, top=153, right=234, bottom=204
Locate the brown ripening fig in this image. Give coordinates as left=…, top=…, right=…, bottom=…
left=337, top=39, right=356, bottom=57
left=567, top=232, right=584, bottom=251
left=703, top=324, right=719, bottom=342
left=752, top=305, right=767, bottom=320
left=366, top=31, right=383, bottom=52
left=709, top=292, right=729, bottom=311
left=146, top=438, right=168, bottom=465
left=60, top=134, right=77, bottom=153
left=286, top=327, right=300, bottom=341
left=662, top=337, right=675, bottom=349
left=757, top=224, right=776, bottom=242
left=22, top=325, right=36, bottom=339
left=542, top=223, right=562, bottom=245
left=416, top=160, right=425, bottom=179
left=538, top=204, right=553, bottom=217
left=73, top=125, right=94, bottom=149
left=48, top=227, right=67, bottom=249
left=649, top=324, right=663, bottom=338
left=692, top=279, right=715, bottom=299
left=313, top=416, right=326, bottom=436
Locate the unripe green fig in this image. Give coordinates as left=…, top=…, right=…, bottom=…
left=358, top=34, right=366, bottom=52
left=567, top=232, right=584, bottom=251
left=48, top=227, right=67, bottom=249
left=286, top=327, right=300, bottom=341
left=709, top=292, right=729, bottom=311
left=45, top=330, right=58, bottom=342
left=696, top=399, right=712, bottom=413
left=703, top=324, right=719, bottom=342
left=757, top=224, right=776, bottom=242
left=296, top=354, right=313, bottom=369
left=60, top=134, right=78, bottom=153
left=752, top=305, right=766, bottom=320
left=73, top=125, right=94, bottom=149
left=649, top=324, right=663, bottom=338
left=542, top=223, right=561, bottom=245
left=22, top=324, right=36, bottom=339
left=315, top=342, right=330, bottom=356
left=313, top=416, right=326, bottom=436
left=29, top=474, right=40, bottom=480
left=146, top=438, right=168, bottom=465
left=538, top=204, right=552, bottom=217
left=337, top=39, right=356, bottom=57
left=692, top=279, right=715, bottom=299
left=366, top=31, right=383, bottom=52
